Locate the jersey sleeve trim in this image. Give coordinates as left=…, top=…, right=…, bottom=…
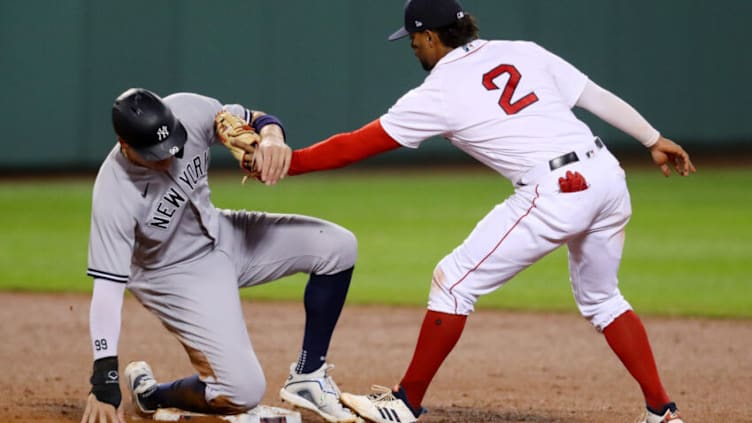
left=87, top=269, right=129, bottom=283
left=378, top=116, right=418, bottom=149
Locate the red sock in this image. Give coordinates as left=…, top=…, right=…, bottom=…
left=399, top=310, right=467, bottom=409
left=603, top=310, right=671, bottom=411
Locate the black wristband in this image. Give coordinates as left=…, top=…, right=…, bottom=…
left=90, top=356, right=121, bottom=408
left=251, top=114, right=286, bottom=141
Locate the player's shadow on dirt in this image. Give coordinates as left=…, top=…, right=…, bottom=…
left=427, top=406, right=574, bottom=423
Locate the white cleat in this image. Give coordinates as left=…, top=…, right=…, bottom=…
left=340, top=385, right=422, bottom=423
left=638, top=402, right=684, bottom=423
left=124, top=360, right=159, bottom=416
left=279, top=362, right=360, bottom=423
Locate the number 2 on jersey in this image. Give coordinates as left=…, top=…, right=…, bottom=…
left=482, top=64, right=539, bottom=115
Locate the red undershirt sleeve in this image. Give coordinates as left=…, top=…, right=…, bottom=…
left=288, top=119, right=401, bottom=175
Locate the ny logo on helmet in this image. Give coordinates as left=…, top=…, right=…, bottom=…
left=157, top=125, right=170, bottom=141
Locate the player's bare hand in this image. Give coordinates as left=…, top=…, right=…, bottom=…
left=254, top=136, right=291, bottom=185
left=80, top=393, right=124, bottom=423
left=649, top=136, right=696, bottom=177
left=232, top=134, right=291, bottom=186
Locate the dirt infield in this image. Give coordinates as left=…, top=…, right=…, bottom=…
left=1, top=293, right=750, bottom=423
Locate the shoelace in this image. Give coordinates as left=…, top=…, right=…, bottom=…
left=308, top=365, right=352, bottom=415
left=323, top=364, right=342, bottom=395
left=366, top=385, right=399, bottom=402
left=133, top=374, right=156, bottom=394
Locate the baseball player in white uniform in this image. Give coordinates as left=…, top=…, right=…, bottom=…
left=260, top=0, right=696, bottom=422
left=81, top=88, right=360, bottom=423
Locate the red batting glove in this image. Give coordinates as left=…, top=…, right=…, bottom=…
left=558, top=171, right=588, bottom=193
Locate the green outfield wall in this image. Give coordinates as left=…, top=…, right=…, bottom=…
left=1, top=0, right=750, bottom=170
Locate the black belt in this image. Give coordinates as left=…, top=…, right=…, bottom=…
left=548, top=137, right=605, bottom=171
left=548, top=151, right=578, bottom=171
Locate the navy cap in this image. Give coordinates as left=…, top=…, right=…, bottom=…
left=388, top=0, right=466, bottom=41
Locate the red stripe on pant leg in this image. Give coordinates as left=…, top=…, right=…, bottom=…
left=448, top=186, right=541, bottom=314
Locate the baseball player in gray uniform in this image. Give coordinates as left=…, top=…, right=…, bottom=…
left=81, top=88, right=359, bottom=423
left=267, top=1, right=696, bottom=422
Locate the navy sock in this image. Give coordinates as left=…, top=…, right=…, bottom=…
left=140, top=374, right=212, bottom=414
left=296, top=267, right=353, bottom=374
left=394, top=385, right=427, bottom=417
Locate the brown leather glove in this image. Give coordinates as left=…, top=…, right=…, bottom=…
left=214, top=111, right=261, bottom=181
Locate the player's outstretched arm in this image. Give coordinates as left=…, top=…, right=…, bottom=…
left=649, top=136, right=696, bottom=177
left=286, top=119, right=401, bottom=176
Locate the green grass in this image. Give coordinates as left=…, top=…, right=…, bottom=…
left=0, top=166, right=749, bottom=318
left=0, top=177, right=93, bottom=291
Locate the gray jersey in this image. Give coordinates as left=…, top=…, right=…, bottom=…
left=87, top=93, right=249, bottom=277
left=85, top=92, right=357, bottom=408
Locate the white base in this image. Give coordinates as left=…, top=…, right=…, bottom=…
left=152, top=405, right=302, bottom=423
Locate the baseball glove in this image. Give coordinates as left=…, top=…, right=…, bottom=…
left=214, top=111, right=261, bottom=181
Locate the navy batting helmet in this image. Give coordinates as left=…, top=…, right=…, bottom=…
left=111, top=88, right=187, bottom=161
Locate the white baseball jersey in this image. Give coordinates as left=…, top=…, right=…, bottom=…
left=381, top=39, right=594, bottom=184
left=381, top=40, right=636, bottom=330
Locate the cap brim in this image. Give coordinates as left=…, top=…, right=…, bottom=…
left=388, top=27, right=409, bottom=41
left=134, top=121, right=187, bottom=161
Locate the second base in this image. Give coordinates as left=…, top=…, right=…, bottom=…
left=152, top=405, right=302, bottom=423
